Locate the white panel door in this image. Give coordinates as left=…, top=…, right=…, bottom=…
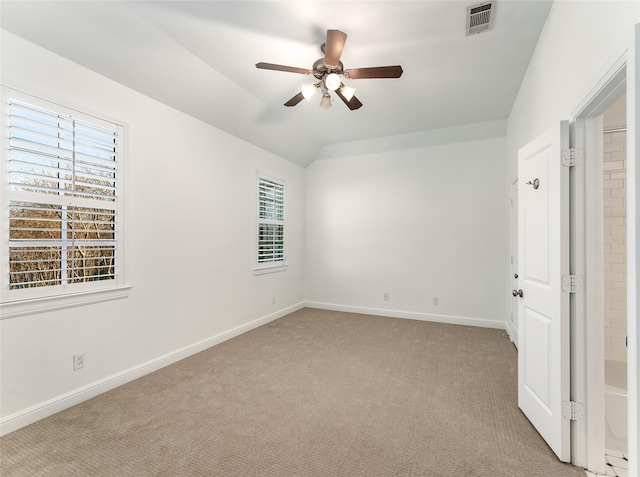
left=517, top=121, right=570, bottom=462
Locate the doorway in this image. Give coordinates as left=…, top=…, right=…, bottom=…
left=572, top=63, right=628, bottom=474
left=601, top=95, right=628, bottom=468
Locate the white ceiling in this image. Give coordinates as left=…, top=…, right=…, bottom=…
left=0, top=1, right=553, bottom=166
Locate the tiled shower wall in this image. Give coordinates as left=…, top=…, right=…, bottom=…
left=603, top=129, right=627, bottom=361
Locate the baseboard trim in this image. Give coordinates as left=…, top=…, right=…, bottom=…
left=0, top=302, right=304, bottom=436
left=304, top=301, right=506, bottom=330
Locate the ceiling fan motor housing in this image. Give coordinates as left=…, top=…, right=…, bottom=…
left=312, top=58, right=344, bottom=79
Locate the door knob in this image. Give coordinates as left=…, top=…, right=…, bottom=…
left=514, top=273, right=518, bottom=279
left=511, top=289, right=524, bottom=298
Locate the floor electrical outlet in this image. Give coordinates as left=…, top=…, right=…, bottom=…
left=73, top=353, right=85, bottom=370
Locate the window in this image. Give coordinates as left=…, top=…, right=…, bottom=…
left=1, top=90, right=126, bottom=307
left=256, top=175, right=285, bottom=273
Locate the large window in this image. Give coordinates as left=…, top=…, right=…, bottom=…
left=1, top=91, right=125, bottom=304
left=256, top=175, right=285, bottom=271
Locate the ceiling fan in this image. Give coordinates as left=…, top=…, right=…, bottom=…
left=256, top=29, right=403, bottom=110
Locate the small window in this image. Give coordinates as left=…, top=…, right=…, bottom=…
left=1, top=91, right=125, bottom=304
left=256, top=175, right=285, bottom=272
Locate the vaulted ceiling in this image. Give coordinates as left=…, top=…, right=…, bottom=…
left=1, top=1, right=553, bottom=166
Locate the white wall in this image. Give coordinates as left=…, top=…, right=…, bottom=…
left=305, top=131, right=507, bottom=329
left=506, top=1, right=639, bottom=175
left=0, top=31, right=305, bottom=432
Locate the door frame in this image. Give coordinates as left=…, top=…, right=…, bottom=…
left=570, top=41, right=636, bottom=472
left=510, top=178, right=519, bottom=346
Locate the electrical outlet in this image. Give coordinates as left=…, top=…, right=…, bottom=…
left=433, top=297, right=439, bottom=305
left=383, top=292, right=389, bottom=301
left=272, top=296, right=276, bottom=304
left=73, top=353, right=85, bottom=370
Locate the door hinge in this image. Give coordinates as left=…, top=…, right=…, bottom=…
left=561, top=148, right=584, bottom=167
left=562, top=274, right=583, bottom=293
left=562, top=401, right=584, bottom=421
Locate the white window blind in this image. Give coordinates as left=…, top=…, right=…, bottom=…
left=7, top=98, right=119, bottom=291
left=257, top=176, right=284, bottom=264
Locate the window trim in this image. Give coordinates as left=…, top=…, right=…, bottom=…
left=253, top=172, right=287, bottom=275
left=0, top=285, right=132, bottom=320
left=0, top=87, right=129, bottom=310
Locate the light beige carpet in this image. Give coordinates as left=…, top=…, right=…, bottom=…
left=1, top=308, right=586, bottom=476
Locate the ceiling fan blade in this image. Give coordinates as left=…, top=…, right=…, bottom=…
left=324, top=30, right=347, bottom=67
left=256, top=62, right=313, bottom=75
left=344, top=66, right=404, bottom=79
left=284, top=91, right=305, bottom=107
left=334, top=88, right=363, bottom=110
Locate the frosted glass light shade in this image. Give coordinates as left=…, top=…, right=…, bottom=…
left=325, top=73, right=341, bottom=91
left=341, top=85, right=356, bottom=101
left=320, top=93, right=332, bottom=109
left=301, top=83, right=317, bottom=100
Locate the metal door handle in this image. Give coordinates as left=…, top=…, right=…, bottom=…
left=512, top=289, right=524, bottom=298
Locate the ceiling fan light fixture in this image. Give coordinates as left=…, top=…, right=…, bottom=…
left=324, top=72, right=341, bottom=91
left=256, top=29, right=402, bottom=111
left=301, top=83, right=318, bottom=100
left=320, top=92, right=332, bottom=110
left=340, top=84, right=356, bottom=101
